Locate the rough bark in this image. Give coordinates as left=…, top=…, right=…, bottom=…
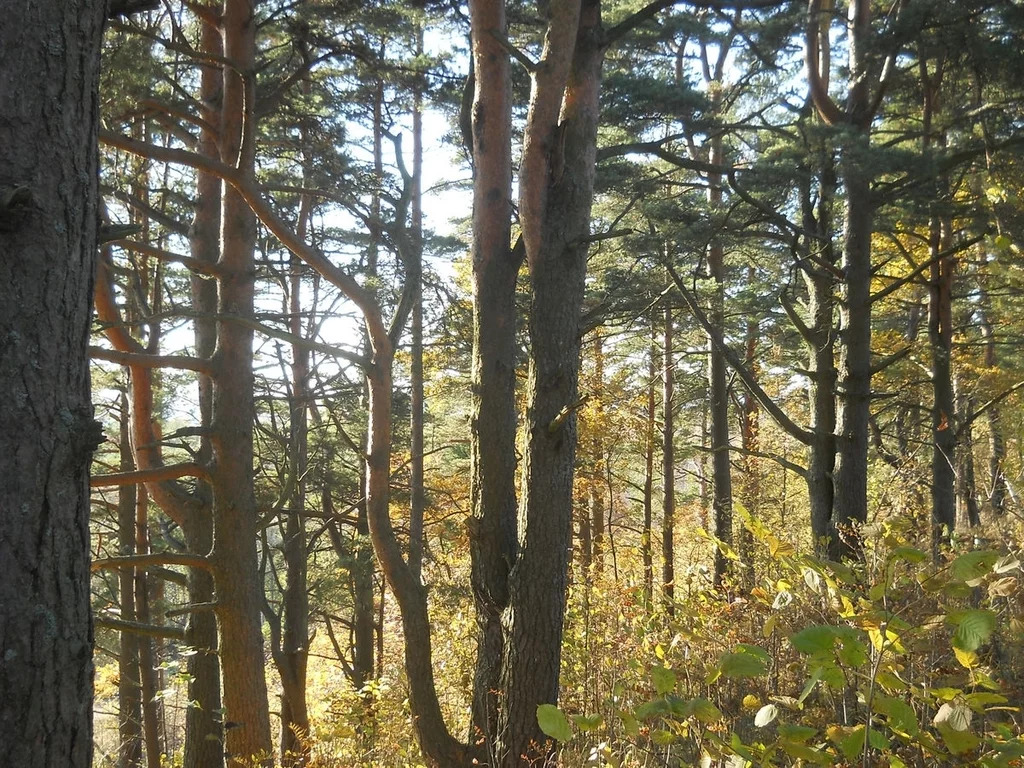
left=797, top=144, right=838, bottom=550
left=467, top=0, right=520, bottom=754
left=808, top=0, right=884, bottom=556
left=0, top=2, right=104, bottom=764
left=495, top=1, right=601, bottom=762
left=212, top=1, right=274, bottom=763
left=182, top=15, right=224, bottom=767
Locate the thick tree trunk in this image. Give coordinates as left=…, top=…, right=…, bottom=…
left=212, top=1, right=273, bottom=763
left=467, top=0, right=520, bottom=754
left=0, top=2, right=103, bottom=764
left=831, top=144, right=873, bottom=557
left=662, top=303, right=677, bottom=610
left=496, top=2, right=601, bottom=762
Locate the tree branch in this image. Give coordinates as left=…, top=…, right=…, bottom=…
left=666, top=263, right=814, bottom=445
left=91, top=463, right=210, bottom=487
left=91, top=552, right=212, bottom=573
left=89, top=345, right=213, bottom=374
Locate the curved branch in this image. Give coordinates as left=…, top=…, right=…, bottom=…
left=99, top=128, right=393, bottom=363
left=666, top=263, right=814, bottom=445
left=806, top=0, right=842, bottom=125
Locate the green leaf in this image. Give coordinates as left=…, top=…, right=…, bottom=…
left=692, top=697, right=723, bottom=724
left=635, top=698, right=671, bottom=720
left=874, top=694, right=919, bottom=736
left=651, top=729, right=676, bottom=745
left=779, top=723, right=818, bottom=743
left=719, top=652, right=768, bottom=679
left=950, top=550, right=1000, bottom=584
left=936, top=723, right=981, bottom=755
left=950, top=609, right=997, bottom=652
left=536, top=704, right=572, bottom=742
left=790, top=625, right=837, bottom=654
left=572, top=714, right=603, bottom=732
left=651, top=665, right=676, bottom=695
left=839, top=725, right=866, bottom=761
left=890, top=546, right=928, bottom=564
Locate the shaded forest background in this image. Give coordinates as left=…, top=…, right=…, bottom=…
left=82, top=0, right=1024, bottom=766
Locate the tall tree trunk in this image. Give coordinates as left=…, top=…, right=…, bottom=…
left=134, top=487, right=163, bottom=768
left=797, top=139, right=838, bottom=551
left=808, top=0, right=886, bottom=557
left=928, top=212, right=956, bottom=545
left=183, top=15, right=224, bottom=768
left=495, top=1, right=602, bottom=761
left=0, top=3, right=103, bottom=764
left=662, top=303, right=677, bottom=611
left=118, top=396, right=144, bottom=768
left=467, top=0, right=520, bottom=754
left=922, top=58, right=956, bottom=548
left=707, top=223, right=732, bottom=589
left=642, top=325, right=657, bottom=610
left=978, top=273, right=1007, bottom=515
left=212, top=1, right=273, bottom=762
left=590, top=335, right=606, bottom=573
left=739, top=286, right=759, bottom=592
left=409, top=24, right=427, bottom=583
left=278, top=205, right=313, bottom=764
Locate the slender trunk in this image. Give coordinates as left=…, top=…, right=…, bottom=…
left=279, top=204, right=313, bottom=764
left=922, top=61, right=956, bottom=548
left=800, top=150, right=837, bottom=550
left=641, top=325, right=656, bottom=610
left=118, top=397, right=144, bottom=768
left=978, top=275, right=1007, bottom=515
left=213, top=1, right=273, bottom=762
left=662, top=302, right=676, bottom=610
left=183, top=17, right=224, bottom=766
left=134, top=487, right=162, bottom=768
left=740, top=287, right=759, bottom=592
left=467, top=0, right=519, bottom=753
left=409, top=25, right=426, bottom=582
left=956, top=380, right=981, bottom=528
left=591, top=335, right=606, bottom=573
left=707, top=171, right=732, bottom=589
left=928, top=212, right=956, bottom=545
